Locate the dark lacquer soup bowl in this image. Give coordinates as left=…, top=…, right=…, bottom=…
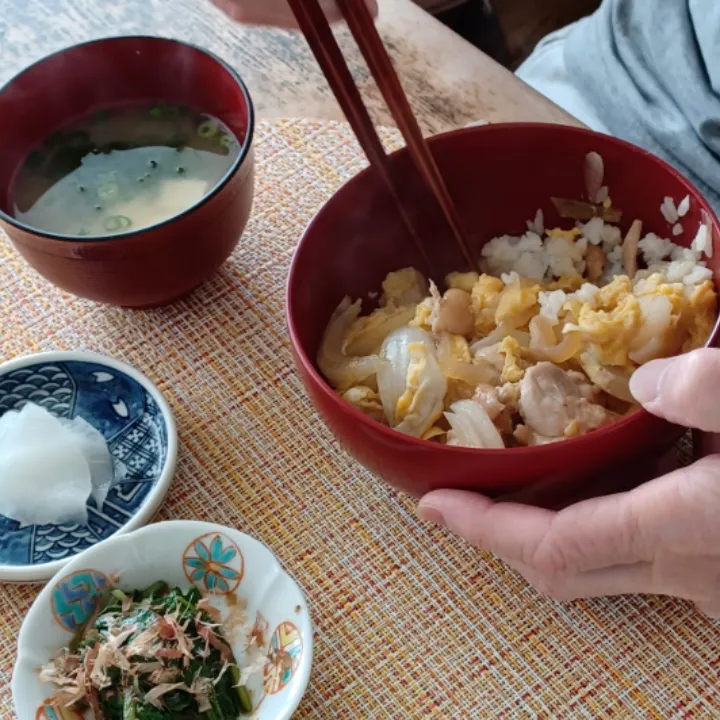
left=0, top=36, right=255, bottom=307
left=287, top=123, right=720, bottom=503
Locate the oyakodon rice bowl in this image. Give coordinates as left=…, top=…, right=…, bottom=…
left=287, top=125, right=720, bottom=498
left=318, top=171, right=717, bottom=450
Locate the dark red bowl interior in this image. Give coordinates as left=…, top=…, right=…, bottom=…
left=287, top=123, right=720, bottom=500
left=0, top=35, right=252, bottom=238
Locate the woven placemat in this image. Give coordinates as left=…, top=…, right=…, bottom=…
left=0, top=119, right=717, bottom=719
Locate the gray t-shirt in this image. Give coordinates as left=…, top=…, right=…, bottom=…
left=563, top=0, right=720, bottom=212
left=518, top=0, right=720, bottom=213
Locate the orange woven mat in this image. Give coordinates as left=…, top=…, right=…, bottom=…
left=0, top=119, right=718, bottom=719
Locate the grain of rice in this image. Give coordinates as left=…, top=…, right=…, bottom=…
left=701, top=210, right=714, bottom=258
left=572, top=283, right=600, bottom=306
left=661, top=196, right=679, bottom=224
left=538, top=290, right=567, bottom=324
left=582, top=217, right=604, bottom=246
left=691, top=223, right=710, bottom=257
left=677, top=195, right=690, bottom=217
left=683, top=266, right=713, bottom=285
left=480, top=213, right=711, bottom=289
left=639, top=233, right=674, bottom=265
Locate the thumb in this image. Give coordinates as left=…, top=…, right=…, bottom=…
left=630, top=349, right=720, bottom=432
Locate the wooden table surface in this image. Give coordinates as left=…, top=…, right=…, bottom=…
left=0, top=0, right=578, bottom=134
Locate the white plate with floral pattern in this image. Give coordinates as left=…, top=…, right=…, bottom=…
left=12, top=520, right=313, bottom=720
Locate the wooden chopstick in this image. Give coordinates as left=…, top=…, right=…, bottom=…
left=335, top=0, right=477, bottom=273
left=286, top=0, right=434, bottom=277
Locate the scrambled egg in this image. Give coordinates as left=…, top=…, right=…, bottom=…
left=498, top=336, right=533, bottom=383
left=471, top=274, right=504, bottom=335
left=422, top=426, right=447, bottom=441
left=441, top=333, right=472, bottom=364
left=684, top=280, right=717, bottom=352
left=565, top=275, right=716, bottom=367
left=395, top=342, right=439, bottom=425
left=446, top=271, right=480, bottom=293
left=566, top=294, right=642, bottom=367
left=596, top=276, right=633, bottom=309
left=547, top=227, right=584, bottom=242
left=409, top=298, right=434, bottom=331
left=342, top=386, right=385, bottom=423
left=495, top=280, right=540, bottom=328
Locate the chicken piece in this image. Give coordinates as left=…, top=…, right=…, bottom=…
left=566, top=370, right=602, bottom=403
left=514, top=425, right=564, bottom=447
left=585, top=244, right=606, bottom=283
left=497, top=382, right=521, bottom=413
left=473, top=384, right=514, bottom=434
left=431, top=286, right=475, bottom=336
left=518, top=362, right=616, bottom=438
left=474, top=343, right=505, bottom=373
left=472, top=384, right=505, bottom=420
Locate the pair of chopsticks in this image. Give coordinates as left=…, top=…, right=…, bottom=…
left=287, top=0, right=478, bottom=276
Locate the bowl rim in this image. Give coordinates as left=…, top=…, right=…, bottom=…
left=0, top=350, right=178, bottom=583
left=11, top=519, right=314, bottom=720
left=0, top=35, right=256, bottom=243
left=286, top=121, right=720, bottom=459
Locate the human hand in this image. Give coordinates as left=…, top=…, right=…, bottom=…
left=418, top=348, right=720, bottom=617
left=211, top=0, right=378, bottom=28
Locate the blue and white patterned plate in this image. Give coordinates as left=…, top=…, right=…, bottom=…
left=0, top=351, right=177, bottom=583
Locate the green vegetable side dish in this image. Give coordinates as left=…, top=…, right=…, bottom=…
left=40, top=583, right=254, bottom=719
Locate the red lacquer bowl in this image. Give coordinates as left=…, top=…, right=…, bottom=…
left=287, top=124, right=720, bottom=502
left=0, top=37, right=255, bottom=308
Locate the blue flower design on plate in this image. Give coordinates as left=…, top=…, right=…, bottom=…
left=50, top=569, right=110, bottom=632
left=183, top=532, right=244, bottom=594
left=0, top=359, right=171, bottom=570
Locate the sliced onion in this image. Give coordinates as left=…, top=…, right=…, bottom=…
left=622, top=219, right=643, bottom=280
left=585, top=151, right=604, bottom=203
left=436, top=333, right=500, bottom=386
left=378, top=327, right=447, bottom=437
left=702, top=209, right=714, bottom=258
left=470, top=325, right=530, bottom=352
left=343, top=304, right=417, bottom=356
left=529, top=315, right=582, bottom=363
left=579, top=351, right=634, bottom=403
left=318, top=297, right=382, bottom=390
left=445, top=400, right=505, bottom=449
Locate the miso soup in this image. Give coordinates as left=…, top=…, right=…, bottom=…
left=11, top=102, right=241, bottom=237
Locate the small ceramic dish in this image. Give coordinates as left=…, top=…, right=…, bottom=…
left=0, top=351, right=177, bottom=583
left=12, top=520, right=313, bottom=720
